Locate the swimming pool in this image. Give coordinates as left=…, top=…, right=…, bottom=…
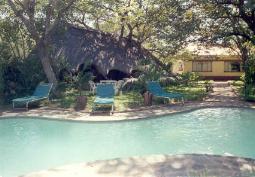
left=1, top=108, right=255, bottom=177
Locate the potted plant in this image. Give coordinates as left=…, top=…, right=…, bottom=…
left=73, top=69, right=92, bottom=111
left=205, top=80, right=213, bottom=92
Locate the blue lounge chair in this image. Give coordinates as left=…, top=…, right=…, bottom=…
left=92, top=84, right=115, bottom=114
left=146, top=81, right=184, bottom=103
left=12, top=83, right=53, bottom=110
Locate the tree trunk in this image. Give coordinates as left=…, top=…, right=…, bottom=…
left=240, top=46, right=249, bottom=96
left=241, top=46, right=248, bottom=78
left=119, top=25, right=125, bottom=40
left=38, top=41, right=58, bottom=86
left=127, top=24, right=133, bottom=45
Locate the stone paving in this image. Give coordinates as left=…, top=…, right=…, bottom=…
left=1, top=82, right=255, bottom=177
left=205, top=81, right=241, bottom=102
left=22, top=154, right=255, bottom=177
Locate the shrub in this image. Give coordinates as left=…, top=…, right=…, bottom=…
left=136, top=58, right=167, bottom=81
left=122, top=79, right=146, bottom=94
left=204, top=80, right=213, bottom=92
left=240, top=73, right=245, bottom=83
left=244, top=84, right=255, bottom=101
left=0, top=19, right=45, bottom=104
left=0, top=63, right=4, bottom=105
left=159, top=77, right=178, bottom=86
left=1, top=57, right=45, bottom=103
left=232, top=80, right=244, bottom=87
left=124, top=59, right=167, bottom=94
left=72, top=71, right=92, bottom=95
left=179, top=72, right=200, bottom=85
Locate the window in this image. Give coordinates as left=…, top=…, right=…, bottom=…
left=192, top=61, right=212, bottom=72
left=224, top=61, right=241, bottom=72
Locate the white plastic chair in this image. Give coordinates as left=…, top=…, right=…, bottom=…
left=116, top=80, right=124, bottom=95
left=89, top=80, right=96, bottom=94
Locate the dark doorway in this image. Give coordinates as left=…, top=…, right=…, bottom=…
left=107, top=69, right=129, bottom=80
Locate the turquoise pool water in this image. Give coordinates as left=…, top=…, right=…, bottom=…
left=1, top=108, right=255, bottom=177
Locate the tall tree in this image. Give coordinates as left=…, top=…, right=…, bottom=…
left=68, top=0, right=200, bottom=61
left=7, top=0, right=76, bottom=86
left=195, top=0, right=255, bottom=44
left=195, top=0, right=255, bottom=93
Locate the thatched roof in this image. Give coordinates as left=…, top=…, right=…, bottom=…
left=50, top=24, right=156, bottom=77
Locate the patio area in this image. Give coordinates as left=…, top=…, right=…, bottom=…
left=21, top=154, right=255, bottom=177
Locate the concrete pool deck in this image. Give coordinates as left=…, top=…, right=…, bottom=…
left=1, top=100, right=255, bottom=122
left=21, top=154, right=255, bottom=177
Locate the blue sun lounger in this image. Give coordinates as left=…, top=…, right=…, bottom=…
left=146, top=81, right=184, bottom=103
left=92, top=84, right=115, bottom=114
left=12, top=83, right=53, bottom=110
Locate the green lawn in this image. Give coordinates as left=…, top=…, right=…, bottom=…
left=165, top=84, right=207, bottom=101
left=85, top=91, right=144, bottom=111
left=229, top=80, right=255, bottom=101
left=49, top=90, right=144, bottom=111
left=49, top=84, right=207, bottom=111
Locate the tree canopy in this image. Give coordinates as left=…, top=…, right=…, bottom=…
left=1, top=0, right=255, bottom=90
left=67, top=0, right=200, bottom=58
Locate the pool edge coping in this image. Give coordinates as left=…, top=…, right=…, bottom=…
left=1, top=102, right=255, bottom=123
